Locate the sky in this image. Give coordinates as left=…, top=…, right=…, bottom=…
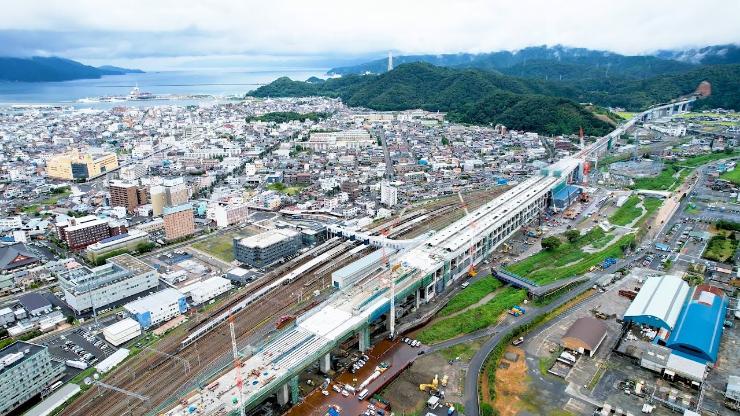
left=1, top=0, right=739, bottom=70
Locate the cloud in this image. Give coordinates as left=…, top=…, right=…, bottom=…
left=0, top=0, right=738, bottom=69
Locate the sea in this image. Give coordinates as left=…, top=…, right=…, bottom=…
left=0, top=68, right=326, bottom=110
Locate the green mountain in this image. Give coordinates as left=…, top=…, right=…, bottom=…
left=0, top=57, right=143, bottom=82
left=328, top=45, right=696, bottom=80
left=250, top=63, right=614, bottom=136
left=563, top=64, right=740, bottom=110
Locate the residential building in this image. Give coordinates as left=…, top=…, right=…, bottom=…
left=380, top=181, right=398, bottom=207
left=213, top=203, right=249, bottom=228
left=46, top=150, right=118, bottom=180
left=109, top=180, right=146, bottom=213
left=150, top=178, right=189, bottom=216
left=234, top=228, right=301, bottom=268
left=18, top=293, right=52, bottom=317
left=306, top=129, right=375, bottom=151
left=163, top=203, right=195, bottom=241
left=57, top=254, right=159, bottom=314
left=0, top=341, right=64, bottom=416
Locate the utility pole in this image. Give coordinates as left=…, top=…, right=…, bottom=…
left=229, top=316, right=245, bottom=416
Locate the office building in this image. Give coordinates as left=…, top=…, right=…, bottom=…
left=0, top=341, right=64, bottom=416
left=234, top=228, right=301, bottom=268
left=124, top=288, right=187, bottom=329
left=46, top=150, right=118, bottom=180
left=58, top=254, right=159, bottom=315
left=380, top=181, right=398, bottom=207
left=163, top=203, right=195, bottom=241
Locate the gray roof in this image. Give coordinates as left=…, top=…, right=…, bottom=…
left=562, top=317, right=607, bottom=350
left=0, top=243, right=39, bottom=270
left=19, top=293, right=52, bottom=312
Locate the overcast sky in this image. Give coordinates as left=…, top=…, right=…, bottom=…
left=1, top=0, right=739, bottom=70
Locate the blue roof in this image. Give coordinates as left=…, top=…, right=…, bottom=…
left=666, top=285, right=727, bottom=363
left=99, top=233, right=130, bottom=244
left=553, top=185, right=581, bottom=202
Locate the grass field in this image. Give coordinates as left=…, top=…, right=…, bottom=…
left=506, top=229, right=634, bottom=284
left=615, top=111, right=636, bottom=120
left=609, top=195, right=642, bottom=226
left=438, top=277, right=502, bottom=317
left=417, top=287, right=526, bottom=344
left=632, top=151, right=740, bottom=191
left=267, top=182, right=304, bottom=196
left=721, top=165, right=740, bottom=185
left=702, top=232, right=738, bottom=263
left=191, top=229, right=253, bottom=262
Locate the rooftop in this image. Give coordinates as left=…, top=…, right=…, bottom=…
left=238, top=228, right=300, bottom=249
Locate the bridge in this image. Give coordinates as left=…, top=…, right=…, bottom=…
left=492, top=269, right=587, bottom=298
left=161, top=98, right=684, bottom=415
left=579, top=98, right=696, bottom=161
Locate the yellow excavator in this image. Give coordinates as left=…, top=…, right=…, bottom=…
left=419, top=374, right=439, bottom=392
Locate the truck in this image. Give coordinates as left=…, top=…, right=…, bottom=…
left=65, top=359, right=88, bottom=370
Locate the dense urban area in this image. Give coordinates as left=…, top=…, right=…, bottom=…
left=0, top=54, right=739, bottom=416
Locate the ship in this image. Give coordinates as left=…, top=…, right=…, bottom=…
left=128, top=84, right=156, bottom=100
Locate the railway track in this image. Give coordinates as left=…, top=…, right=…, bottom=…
left=60, top=242, right=361, bottom=416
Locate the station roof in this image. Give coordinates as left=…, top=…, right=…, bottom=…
left=666, top=285, right=727, bottom=363
left=623, top=274, right=689, bottom=330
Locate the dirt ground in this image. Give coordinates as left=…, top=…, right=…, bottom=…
left=493, top=347, right=529, bottom=416
left=382, top=348, right=466, bottom=414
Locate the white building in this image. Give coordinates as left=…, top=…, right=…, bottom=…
left=58, top=254, right=159, bottom=315
left=124, top=288, right=186, bottom=329
left=212, top=203, right=249, bottom=228
left=306, top=129, right=375, bottom=151
left=119, top=164, right=147, bottom=181
left=102, top=318, right=141, bottom=346
left=380, top=182, right=398, bottom=207
left=185, top=276, right=233, bottom=305
left=0, top=216, right=22, bottom=230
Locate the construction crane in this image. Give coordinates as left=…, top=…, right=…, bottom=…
left=229, top=315, right=245, bottom=416
left=379, top=208, right=407, bottom=339
left=457, top=191, right=478, bottom=277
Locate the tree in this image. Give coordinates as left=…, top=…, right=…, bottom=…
left=541, top=236, right=561, bottom=251
left=441, top=136, right=450, bottom=146
left=564, top=229, right=581, bottom=243
left=66, top=315, right=74, bottom=325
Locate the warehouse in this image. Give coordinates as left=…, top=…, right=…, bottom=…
left=124, top=288, right=187, bottom=329
left=623, top=274, right=689, bottom=331
left=665, top=284, right=728, bottom=363
left=561, top=317, right=608, bottom=357
left=184, top=276, right=232, bottom=305
left=102, top=318, right=142, bottom=346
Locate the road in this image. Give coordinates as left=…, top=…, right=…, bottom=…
left=461, top=275, right=601, bottom=416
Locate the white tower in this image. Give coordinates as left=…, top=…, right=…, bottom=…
left=387, top=51, right=393, bottom=72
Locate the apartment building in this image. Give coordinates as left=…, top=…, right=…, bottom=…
left=163, top=203, right=195, bottom=241
left=0, top=341, right=64, bottom=416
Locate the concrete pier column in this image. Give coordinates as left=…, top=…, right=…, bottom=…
left=320, top=353, right=331, bottom=374
left=358, top=326, right=370, bottom=352
left=290, top=375, right=300, bottom=404
left=414, top=290, right=421, bottom=310
left=277, top=383, right=289, bottom=406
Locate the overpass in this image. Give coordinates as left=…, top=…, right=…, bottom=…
left=492, top=269, right=587, bottom=298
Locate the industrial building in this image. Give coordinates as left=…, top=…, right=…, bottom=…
left=234, top=228, right=302, bottom=268
left=665, top=284, right=728, bottom=363
left=102, top=318, right=142, bottom=346
left=0, top=341, right=65, bottom=416
left=561, top=317, right=607, bottom=357
left=623, top=274, right=689, bottom=331
left=163, top=203, right=195, bottom=241
left=124, top=288, right=187, bottom=329
left=46, top=150, right=118, bottom=180
left=183, top=276, right=233, bottom=305
left=58, top=254, right=159, bottom=314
